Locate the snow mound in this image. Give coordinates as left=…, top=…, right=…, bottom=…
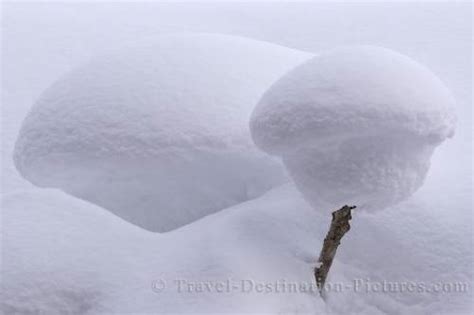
left=13, top=34, right=312, bottom=232
left=250, top=46, right=456, bottom=211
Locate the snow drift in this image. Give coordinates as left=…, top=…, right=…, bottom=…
left=0, top=189, right=144, bottom=314
left=13, top=34, right=312, bottom=232
left=250, top=46, right=456, bottom=212
left=2, top=184, right=471, bottom=314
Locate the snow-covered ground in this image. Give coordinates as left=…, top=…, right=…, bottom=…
left=1, top=2, right=472, bottom=314
left=2, top=184, right=471, bottom=314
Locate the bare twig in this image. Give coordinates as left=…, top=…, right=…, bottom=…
left=315, top=205, right=356, bottom=296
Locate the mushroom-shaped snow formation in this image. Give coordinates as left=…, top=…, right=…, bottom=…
left=14, top=34, right=312, bottom=232
left=250, top=46, right=456, bottom=212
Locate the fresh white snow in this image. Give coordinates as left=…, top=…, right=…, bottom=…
left=2, top=2, right=472, bottom=315
left=13, top=34, right=311, bottom=232
left=250, top=46, right=457, bottom=212
left=2, top=184, right=471, bottom=314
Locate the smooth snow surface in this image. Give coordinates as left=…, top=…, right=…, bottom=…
left=2, top=2, right=472, bottom=315
left=250, top=46, right=456, bottom=212
left=13, top=34, right=312, bottom=232
left=2, top=184, right=471, bottom=314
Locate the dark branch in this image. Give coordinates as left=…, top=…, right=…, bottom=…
left=314, top=205, right=356, bottom=296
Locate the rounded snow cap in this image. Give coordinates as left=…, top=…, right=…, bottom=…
left=14, top=34, right=312, bottom=232
left=250, top=46, right=456, bottom=211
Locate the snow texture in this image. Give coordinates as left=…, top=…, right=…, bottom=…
left=2, top=184, right=471, bottom=314
left=13, top=34, right=312, bottom=232
left=250, top=46, right=456, bottom=212
left=2, top=2, right=472, bottom=314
